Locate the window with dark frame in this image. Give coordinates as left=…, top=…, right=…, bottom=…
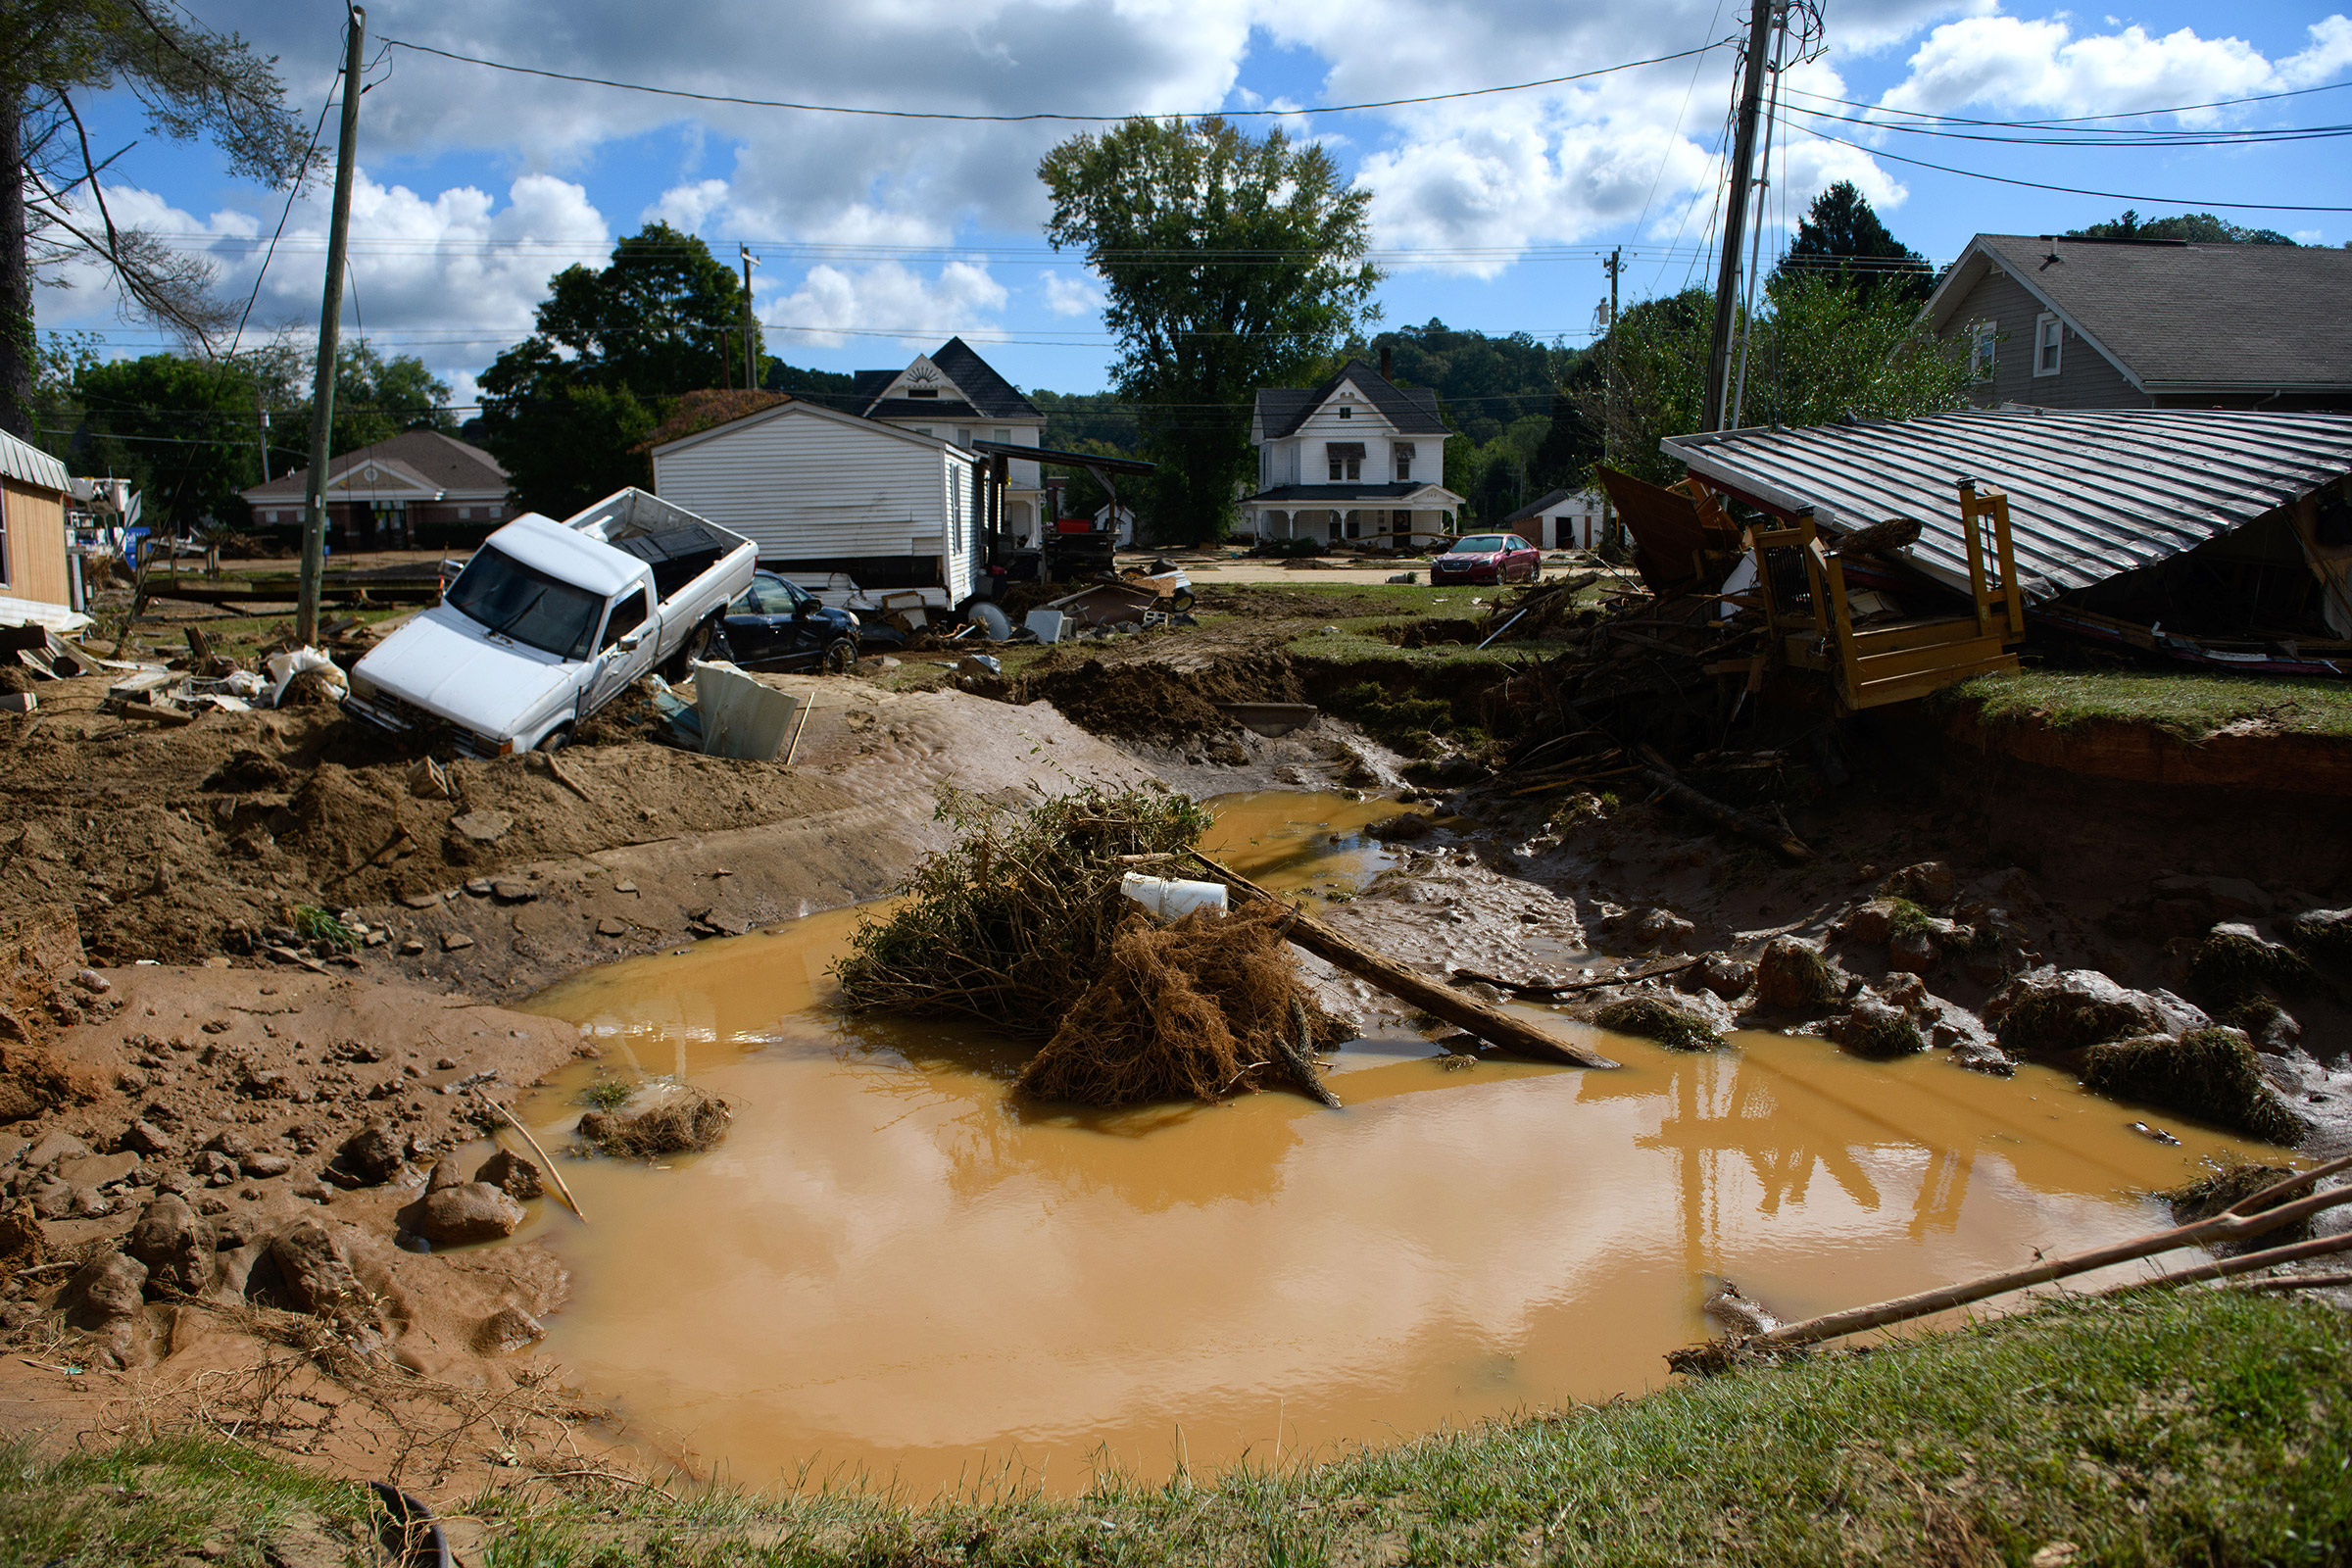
left=1395, top=442, right=1415, bottom=481
left=1326, top=442, right=1364, bottom=481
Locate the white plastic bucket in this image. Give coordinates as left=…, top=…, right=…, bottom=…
left=1119, top=872, right=1229, bottom=920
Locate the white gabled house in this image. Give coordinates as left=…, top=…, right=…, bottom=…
left=1505, top=486, right=1607, bottom=551
left=851, top=337, right=1049, bottom=544
left=1239, top=357, right=1464, bottom=547
left=650, top=400, right=986, bottom=610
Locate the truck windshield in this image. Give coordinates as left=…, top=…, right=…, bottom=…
left=445, top=546, right=604, bottom=662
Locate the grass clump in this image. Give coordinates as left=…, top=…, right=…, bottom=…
left=12, top=1292, right=2351, bottom=1565
left=1940, top=668, right=2352, bottom=738
left=1593, top=996, right=1725, bottom=1052
left=1831, top=1000, right=1930, bottom=1060
left=289, top=904, right=357, bottom=953
left=833, top=785, right=1214, bottom=1035
left=576, top=1076, right=633, bottom=1111
left=2160, top=1160, right=2310, bottom=1239
left=1883, top=896, right=1935, bottom=940
left=2082, top=1027, right=2306, bottom=1145
left=1321, top=680, right=1462, bottom=756
left=2188, top=928, right=2318, bottom=1008
left=2280, top=907, right=2352, bottom=973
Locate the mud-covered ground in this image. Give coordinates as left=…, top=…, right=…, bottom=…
left=5, top=583, right=2350, bottom=1497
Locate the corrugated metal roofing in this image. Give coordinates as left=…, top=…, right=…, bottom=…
left=0, top=427, right=71, bottom=494
left=1661, top=409, right=2352, bottom=601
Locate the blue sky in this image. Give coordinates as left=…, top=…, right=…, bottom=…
left=35, top=0, right=2352, bottom=409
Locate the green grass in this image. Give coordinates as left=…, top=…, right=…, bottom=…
left=8, top=1291, right=2346, bottom=1565
left=1943, top=668, right=2352, bottom=740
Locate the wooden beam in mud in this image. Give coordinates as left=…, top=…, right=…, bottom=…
left=1186, top=851, right=1621, bottom=1072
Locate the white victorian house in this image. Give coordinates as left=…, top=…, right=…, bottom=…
left=1240, top=358, right=1463, bottom=547
left=851, top=337, right=1048, bottom=545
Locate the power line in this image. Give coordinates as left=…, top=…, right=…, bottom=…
left=1790, top=122, right=2352, bottom=213
left=1781, top=77, right=2352, bottom=131
left=1784, top=100, right=2352, bottom=149
left=381, top=37, right=1733, bottom=122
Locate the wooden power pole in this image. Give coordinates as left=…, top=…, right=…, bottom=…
left=1601, top=246, right=1621, bottom=552
left=1701, top=0, right=1777, bottom=434
left=740, top=245, right=760, bottom=393
left=297, top=6, right=366, bottom=648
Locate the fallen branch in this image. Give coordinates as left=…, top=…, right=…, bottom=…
left=2096, top=1228, right=2352, bottom=1297
left=2220, top=1270, right=2352, bottom=1295
left=1638, top=745, right=1810, bottom=862
left=1188, top=851, right=1619, bottom=1071
left=544, top=753, right=595, bottom=805
left=1450, top=956, right=1702, bottom=997
left=1738, top=1154, right=2352, bottom=1352
left=490, top=1102, right=587, bottom=1224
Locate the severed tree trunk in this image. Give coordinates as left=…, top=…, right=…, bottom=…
left=0, top=85, right=32, bottom=440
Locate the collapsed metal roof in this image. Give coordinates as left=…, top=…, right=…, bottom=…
left=1661, top=409, right=2352, bottom=602
left=0, top=427, right=70, bottom=494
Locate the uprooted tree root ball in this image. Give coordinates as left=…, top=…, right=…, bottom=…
left=1018, top=903, right=1353, bottom=1107
left=2082, top=1028, right=2305, bottom=1145
left=832, top=785, right=1216, bottom=1032
left=1592, top=997, right=1725, bottom=1053
left=575, top=1081, right=733, bottom=1157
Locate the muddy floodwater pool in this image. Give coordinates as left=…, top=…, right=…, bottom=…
left=514, top=793, right=2278, bottom=1494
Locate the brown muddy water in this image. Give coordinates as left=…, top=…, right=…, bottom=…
left=512, top=792, right=2282, bottom=1495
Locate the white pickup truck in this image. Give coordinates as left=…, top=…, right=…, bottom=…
left=345, top=488, right=756, bottom=756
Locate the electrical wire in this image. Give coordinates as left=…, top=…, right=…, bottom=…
left=1790, top=122, right=2352, bottom=212
left=1782, top=99, right=2352, bottom=149
left=381, top=36, right=1732, bottom=122
left=223, top=87, right=337, bottom=362
left=1780, top=77, right=2352, bottom=131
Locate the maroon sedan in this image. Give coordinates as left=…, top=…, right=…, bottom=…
left=1430, top=532, right=1542, bottom=585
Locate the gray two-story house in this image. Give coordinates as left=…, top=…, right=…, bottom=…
left=1922, top=234, right=2352, bottom=412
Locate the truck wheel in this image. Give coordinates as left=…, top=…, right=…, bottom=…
left=535, top=725, right=573, bottom=755
left=820, top=637, right=856, bottom=675
left=662, top=616, right=717, bottom=682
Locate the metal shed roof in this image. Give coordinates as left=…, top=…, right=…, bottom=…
left=1662, top=409, right=2352, bottom=602
left=0, top=427, right=71, bottom=494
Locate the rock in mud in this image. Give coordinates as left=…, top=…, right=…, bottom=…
left=66, top=1250, right=147, bottom=1322
left=326, top=1121, right=406, bottom=1187
left=1887, top=927, right=1937, bottom=975
left=1592, top=996, right=1724, bottom=1052
left=475, top=1149, right=543, bottom=1200
left=423, top=1155, right=466, bottom=1194
left=576, top=1081, right=732, bottom=1157
left=1753, top=937, right=1843, bottom=1013
left=2161, top=1161, right=2307, bottom=1238
left=124, top=1193, right=215, bottom=1296
left=1984, top=967, right=2208, bottom=1061
left=1948, top=1038, right=2018, bottom=1076
left=2278, top=906, right=2352, bottom=971
left=474, top=1303, right=547, bottom=1355
left=1826, top=994, right=1928, bottom=1060
left=1690, top=953, right=1753, bottom=1000
left=1634, top=908, right=1696, bottom=952
left=1838, top=899, right=1903, bottom=946
left=117, top=1118, right=173, bottom=1156
left=2081, top=1027, right=2305, bottom=1146
left=1881, top=861, right=1957, bottom=906
left=1368, top=811, right=1433, bottom=842
left=413, top=1182, right=526, bottom=1246
left=2188, top=925, right=2317, bottom=1007
left=269, top=1218, right=374, bottom=1334
left=0, top=1204, right=43, bottom=1272
left=21, top=1129, right=88, bottom=1169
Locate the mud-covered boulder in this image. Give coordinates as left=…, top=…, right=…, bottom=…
left=1838, top=900, right=1901, bottom=946
left=2278, top=906, right=2352, bottom=971
left=576, top=1081, right=731, bottom=1158
left=1887, top=927, right=1937, bottom=975
left=1753, top=937, right=1843, bottom=1012
left=1826, top=994, right=1928, bottom=1060
left=1633, top=908, right=1697, bottom=953
left=1984, top=967, right=2207, bottom=1060
left=475, top=1149, right=543, bottom=1200
left=269, top=1218, right=371, bottom=1330
left=2188, top=925, right=2317, bottom=1007
left=413, top=1183, right=527, bottom=1247
left=1881, top=861, right=1957, bottom=906
left=124, top=1193, right=214, bottom=1297
left=1688, top=953, right=1753, bottom=1000
left=2082, top=1027, right=2304, bottom=1146
left=325, top=1121, right=406, bottom=1187
left=474, top=1304, right=547, bottom=1355
left=65, top=1250, right=147, bottom=1323
left=1592, top=996, right=1724, bottom=1052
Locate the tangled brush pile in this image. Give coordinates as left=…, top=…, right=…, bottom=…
left=834, top=786, right=1347, bottom=1107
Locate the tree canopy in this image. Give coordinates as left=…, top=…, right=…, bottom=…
left=4, top=0, right=316, bottom=437
left=477, top=222, right=758, bottom=514
left=1776, top=181, right=1935, bottom=304
left=2067, top=210, right=2296, bottom=245
left=1039, top=117, right=1380, bottom=542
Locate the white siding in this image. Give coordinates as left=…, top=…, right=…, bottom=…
left=652, top=407, right=980, bottom=605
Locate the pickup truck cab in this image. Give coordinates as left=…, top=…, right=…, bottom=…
left=345, top=488, right=756, bottom=755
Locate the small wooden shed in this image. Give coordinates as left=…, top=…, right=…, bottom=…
left=0, top=428, right=74, bottom=609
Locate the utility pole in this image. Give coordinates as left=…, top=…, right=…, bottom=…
left=1601, top=247, right=1621, bottom=553
left=740, top=245, right=760, bottom=392
left=297, top=6, right=365, bottom=648
left=1701, top=0, right=1777, bottom=434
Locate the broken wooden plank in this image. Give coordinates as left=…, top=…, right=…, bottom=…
left=1450, top=956, right=1702, bottom=997
left=1187, top=851, right=1620, bottom=1071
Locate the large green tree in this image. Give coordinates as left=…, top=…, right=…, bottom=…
left=478, top=222, right=756, bottom=514
left=1039, top=118, right=1381, bottom=542
left=4, top=0, right=314, bottom=438
left=65, top=350, right=265, bottom=530
left=1776, top=180, right=1935, bottom=305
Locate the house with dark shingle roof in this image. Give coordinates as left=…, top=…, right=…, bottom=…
left=850, top=337, right=1050, bottom=544
left=1241, top=356, right=1463, bottom=546
left=1922, top=234, right=2352, bottom=413
left=240, top=430, right=515, bottom=551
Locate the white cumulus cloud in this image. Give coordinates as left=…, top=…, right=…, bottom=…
left=765, top=260, right=1009, bottom=351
